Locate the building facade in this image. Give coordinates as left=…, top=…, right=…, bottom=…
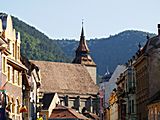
left=133, top=46, right=149, bottom=120
left=109, top=90, right=118, bottom=120
left=21, top=57, right=43, bottom=120
left=0, top=14, right=27, bottom=120
left=132, top=24, right=160, bottom=120
left=147, top=90, right=160, bottom=120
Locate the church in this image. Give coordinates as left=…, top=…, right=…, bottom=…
left=31, top=24, right=99, bottom=118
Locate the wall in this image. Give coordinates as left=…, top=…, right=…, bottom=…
left=148, top=48, right=160, bottom=98
left=0, top=15, right=23, bottom=120
left=48, top=93, right=60, bottom=117
left=85, top=66, right=96, bottom=84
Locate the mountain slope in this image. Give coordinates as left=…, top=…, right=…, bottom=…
left=10, top=15, right=69, bottom=62
left=56, top=30, right=155, bottom=75
left=1, top=13, right=155, bottom=75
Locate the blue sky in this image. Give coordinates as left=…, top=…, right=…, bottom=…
left=1, top=0, right=160, bottom=39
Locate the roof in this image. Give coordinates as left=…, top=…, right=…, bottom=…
left=72, top=55, right=96, bottom=66
left=42, top=93, right=55, bottom=110
left=30, top=60, right=98, bottom=95
left=101, top=68, right=112, bottom=82
left=76, top=27, right=89, bottom=53
left=83, top=112, right=100, bottom=120
left=72, top=26, right=96, bottom=66
left=0, top=13, right=7, bottom=30
left=49, top=105, right=89, bottom=120
left=135, top=35, right=160, bottom=59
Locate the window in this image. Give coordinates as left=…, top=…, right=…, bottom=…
left=14, top=71, right=17, bottom=84
left=128, top=100, right=131, bottom=114
left=8, top=40, right=10, bottom=51
left=12, top=68, right=14, bottom=83
left=17, top=46, right=20, bottom=59
left=2, top=57, right=5, bottom=73
left=8, top=67, right=10, bottom=81
left=17, top=72, right=20, bottom=85
left=12, top=43, right=15, bottom=57
left=132, top=100, right=134, bottom=113
left=6, top=95, right=11, bottom=112
left=11, top=98, right=15, bottom=113
left=16, top=99, right=20, bottom=114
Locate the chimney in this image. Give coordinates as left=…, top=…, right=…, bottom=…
left=158, top=24, right=160, bottom=35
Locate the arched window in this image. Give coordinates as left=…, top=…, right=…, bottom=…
left=16, top=99, right=20, bottom=114
left=5, top=95, right=11, bottom=112
left=11, top=98, right=15, bottom=113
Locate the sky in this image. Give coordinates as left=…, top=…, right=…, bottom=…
left=1, top=0, right=160, bottom=40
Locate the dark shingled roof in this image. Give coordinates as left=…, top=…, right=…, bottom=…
left=31, top=60, right=98, bottom=95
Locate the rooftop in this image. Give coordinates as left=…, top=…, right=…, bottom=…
left=31, top=60, right=98, bottom=95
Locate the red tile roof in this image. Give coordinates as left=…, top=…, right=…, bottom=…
left=49, top=105, right=89, bottom=120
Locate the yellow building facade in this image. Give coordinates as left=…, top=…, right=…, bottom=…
left=108, top=90, right=118, bottom=120
left=0, top=14, right=27, bottom=120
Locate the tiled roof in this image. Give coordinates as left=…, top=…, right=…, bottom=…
left=83, top=112, right=100, bottom=120
left=72, top=55, right=96, bottom=66
left=31, top=60, right=98, bottom=95
left=49, top=105, right=89, bottom=120
left=76, top=27, right=89, bottom=53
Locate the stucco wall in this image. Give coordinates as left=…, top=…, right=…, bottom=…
left=48, top=93, right=60, bottom=117
left=86, top=66, right=96, bottom=84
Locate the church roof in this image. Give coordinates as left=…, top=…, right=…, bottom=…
left=31, top=60, right=98, bottom=95
left=72, top=25, right=96, bottom=66
left=76, top=27, right=90, bottom=53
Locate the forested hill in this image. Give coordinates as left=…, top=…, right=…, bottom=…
left=11, top=15, right=69, bottom=62
left=0, top=13, right=155, bottom=75
left=56, top=30, right=155, bottom=75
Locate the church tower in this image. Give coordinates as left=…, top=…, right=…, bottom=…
left=72, top=23, right=97, bottom=84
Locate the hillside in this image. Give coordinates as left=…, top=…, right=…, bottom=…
left=0, top=13, right=155, bottom=75
left=10, top=14, right=69, bottom=62
left=56, top=31, right=155, bottom=75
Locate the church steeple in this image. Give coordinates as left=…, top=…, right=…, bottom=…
left=72, top=23, right=96, bottom=66
left=76, top=23, right=90, bottom=55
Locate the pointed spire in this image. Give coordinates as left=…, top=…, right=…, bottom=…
left=81, top=19, right=84, bottom=37
left=77, top=21, right=89, bottom=53
left=102, top=67, right=111, bottom=82
left=81, top=26, right=84, bottom=37
left=105, top=66, right=110, bottom=75
left=72, top=22, right=96, bottom=66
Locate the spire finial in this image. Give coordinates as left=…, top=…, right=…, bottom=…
left=81, top=19, right=84, bottom=37
left=82, top=19, right=84, bottom=27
